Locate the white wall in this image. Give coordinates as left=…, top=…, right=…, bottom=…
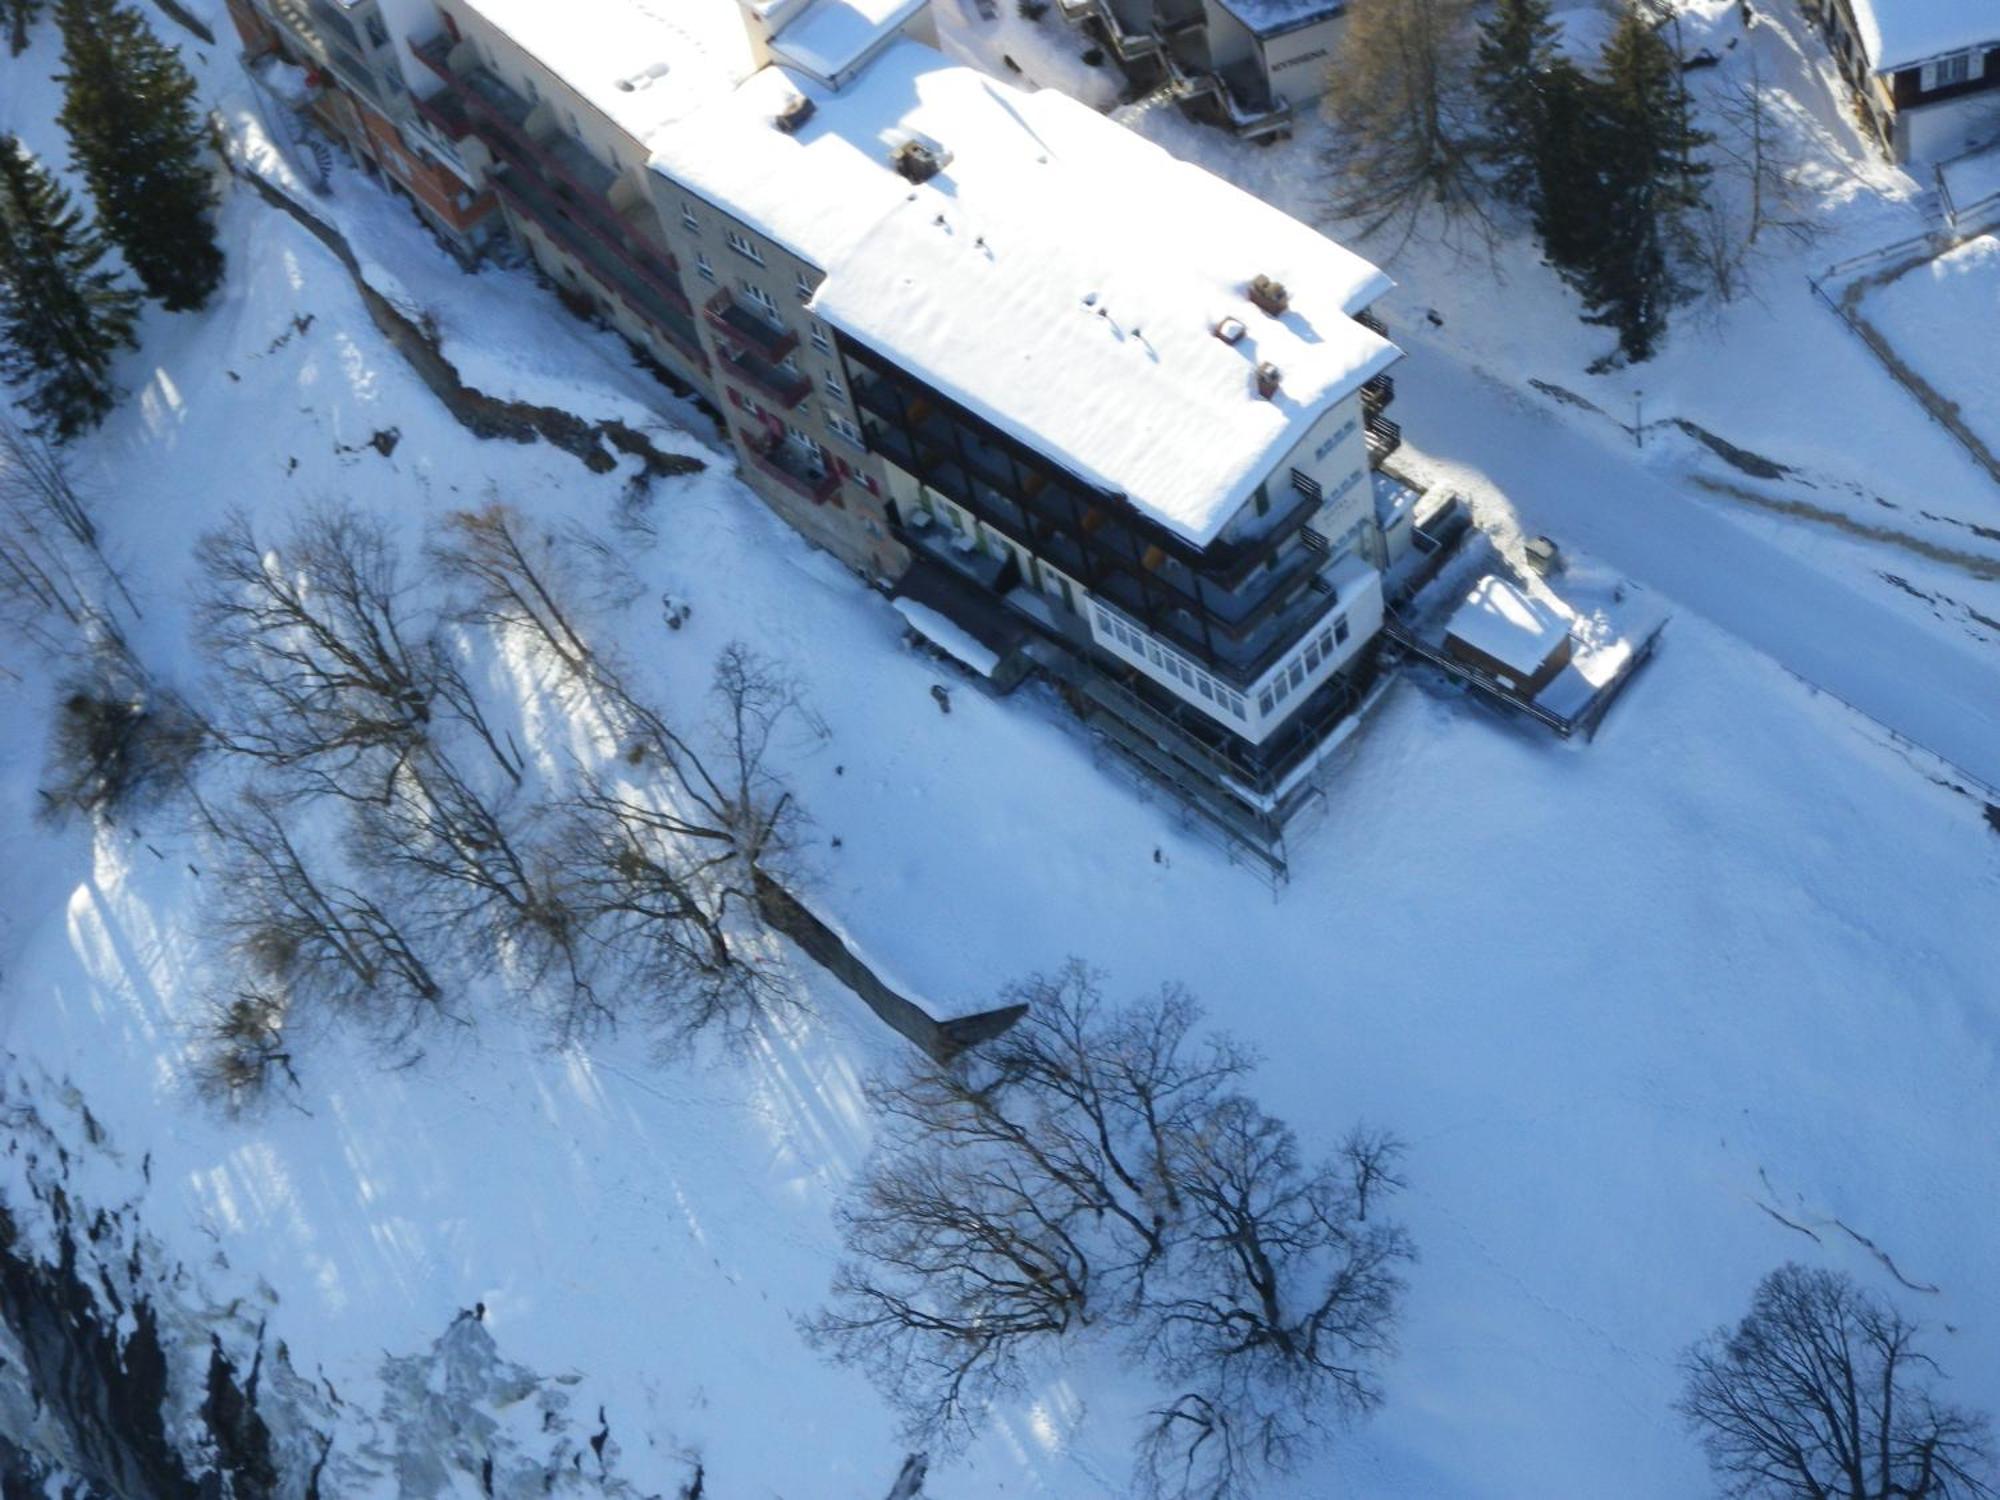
left=1259, top=15, right=1342, bottom=108
left=1898, top=91, right=2000, bottom=163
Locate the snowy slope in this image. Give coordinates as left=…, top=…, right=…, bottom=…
left=2, top=5, right=1999, bottom=1500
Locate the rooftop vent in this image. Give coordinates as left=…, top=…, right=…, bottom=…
left=891, top=135, right=950, bottom=184
left=615, top=60, right=672, bottom=93
left=774, top=92, right=816, bottom=134
left=1214, top=316, right=1246, bottom=345
left=1256, top=361, right=1283, bottom=399
left=1248, top=274, right=1289, bottom=317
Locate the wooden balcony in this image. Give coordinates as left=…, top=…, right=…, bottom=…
left=1366, top=413, right=1402, bottom=466
left=1362, top=372, right=1395, bottom=416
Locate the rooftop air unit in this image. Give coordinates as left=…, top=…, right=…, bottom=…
left=1256, top=362, right=1283, bottom=399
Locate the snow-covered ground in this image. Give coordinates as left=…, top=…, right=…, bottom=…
left=4, top=3, right=2000, bottom=1499
left=1863, top=233, right=2000, bottom=459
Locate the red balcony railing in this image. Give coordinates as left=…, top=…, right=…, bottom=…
left=704, top=289, right=799, bottom=360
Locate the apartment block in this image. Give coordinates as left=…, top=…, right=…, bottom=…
left=225, top=0, right=1418, bottom=849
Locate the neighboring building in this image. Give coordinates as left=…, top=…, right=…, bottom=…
left=1806, top=0, right=2000, bottom=162
left=223, top=0, right=502, bottom=258
left=1443, top=577, right=1573, bottom=698
left=223, top=0, right=1419, bottom=854
left=1054, top=0, right=1345, bottom=138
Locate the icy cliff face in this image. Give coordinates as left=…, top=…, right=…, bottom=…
left=0, top=1061, right=689, bottom=1500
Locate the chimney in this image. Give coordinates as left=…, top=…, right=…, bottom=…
left=1213, top=315, right=1246, bottom=345
left=774, top=91, right=816, bottom=133
left=1248, top=273, right=1289, bottom=317
left=892, top=136, right=949, bottom=183
left=1256, top=362, right=1282, bottom=399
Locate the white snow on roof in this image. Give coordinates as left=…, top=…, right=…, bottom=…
left=894, top=597, right=1000, bottom=676
left=1445, top=576, right=1570, bottom=677
left=772, top=0, right=927, bottom=81
left=1213, top=0, right=1345, bottom=38
left=1846, top=0, right=2000, bottom=73
left=651, top=42, right=982, bottom=269
left=799, top=83, right=1396, bottom=546
left=462, top=0, right=754, bottom=144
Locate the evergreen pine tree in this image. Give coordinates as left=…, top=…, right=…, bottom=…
left=1531, top=58, right=1606, bottom=274
left=1573, top=8, right=1711, bottom=362
left=55, top=0, right=223, bottom=311
left=1474, top=0, right=1563, bottom=206
left=6, top=0, right=43, bottom=56
left=0, top=135, right=140, bottom=442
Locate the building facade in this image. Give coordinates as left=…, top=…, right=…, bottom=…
left=1807, top=0, right=2000, bottom=163
left=223, top=0, right=1417, bottom=841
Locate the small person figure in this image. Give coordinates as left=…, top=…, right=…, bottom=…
left=931, top=683, right=952, bottom=714
left=1425, top=308, right=1445, bottom=328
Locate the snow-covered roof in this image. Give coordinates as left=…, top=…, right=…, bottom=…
left=1445, top=577, right=1570, bottom=677
left=651, top=42, right=982, bottom=269
left=1845, top=0, right=2000, bottom=74
left=771, top=0, right=928, bottom=83
left=457, top=0, right=754, bottom=144
left=1213, top=0, right=1346, bottom=40
left=797, top=78, right=1396, bottom=547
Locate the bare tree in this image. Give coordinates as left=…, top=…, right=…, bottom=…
left=430, top=502, right=595, bottom=676
left=1678, top=1264, right=1995, bottom=1500
left=1321, top=0, right=1488, bottom=253
left=201, top=788, right=447, bottom=1043
left=0, top=417, right=131, bottom=654
left=349, top=751, right=598, bottom=1040
left=810, top=964, right=1412, bottom=1496
left=195, top=505, right=520, bottom=797
left=1691, top=55, right=1815, bottom=303
left=1139, top=1099, right=1413, bottom=1500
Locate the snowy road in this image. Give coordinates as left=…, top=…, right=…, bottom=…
left=1397, top=350, right=2000, bottom=794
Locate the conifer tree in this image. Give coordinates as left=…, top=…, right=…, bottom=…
left=1572, top=8, right=1710, bottom=362
left=6, top=0, right=43, bottom=56
left=1531, top=58, right=1605, bottom=274
left=55, top=0, right=224, bottom=311
left=0, top=136, right=139, bottom=442
left=1474, top=0, right=1563, bottom=206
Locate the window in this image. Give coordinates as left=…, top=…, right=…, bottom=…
left=1227, top=694, right=1246, bottom=721
left=1198, top=678, right=1215, bottom=702
left=824, top=373, right=846, bottom=402
left=826, top=411, right=864, bottom=449
left=364, top=11, right=388, bottom=47
left=1254, top=486, right=1270, bottom=517
left=795, top=271, right=814, bottom=301
left=1305, top=642, right=1322, bottom=672
left=1258, top=688, right=1275, bottom=715
left=810, top=322, right=832, bottom=354
left=695, top=252, right=714, bottom=283
left=1932, top=52, right=1973, bottom=88
left=1287, top=660, right=1306, bottom=691
left=680, top=200, right=698, bottom=231
left=726, top=229, right=765, bottom=265
left=1335, top=616, right=1350, bottom=645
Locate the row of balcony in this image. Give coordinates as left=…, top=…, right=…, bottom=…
left=409, top=35, right=684, bottom=303
left=489, top=170, right=704, bottom=364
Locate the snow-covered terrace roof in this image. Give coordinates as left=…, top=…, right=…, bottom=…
left=685, top=53, right=1396, bottom=548
left=457, top=0, right=753, bottom=144
left=1845, top=0, right=2000, bottom=74
left=1445, top=577, right=1569, bottom=677
left=771, top=0, right=928, bottom=82
left=1214, top=0, right=1347, bottom=40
